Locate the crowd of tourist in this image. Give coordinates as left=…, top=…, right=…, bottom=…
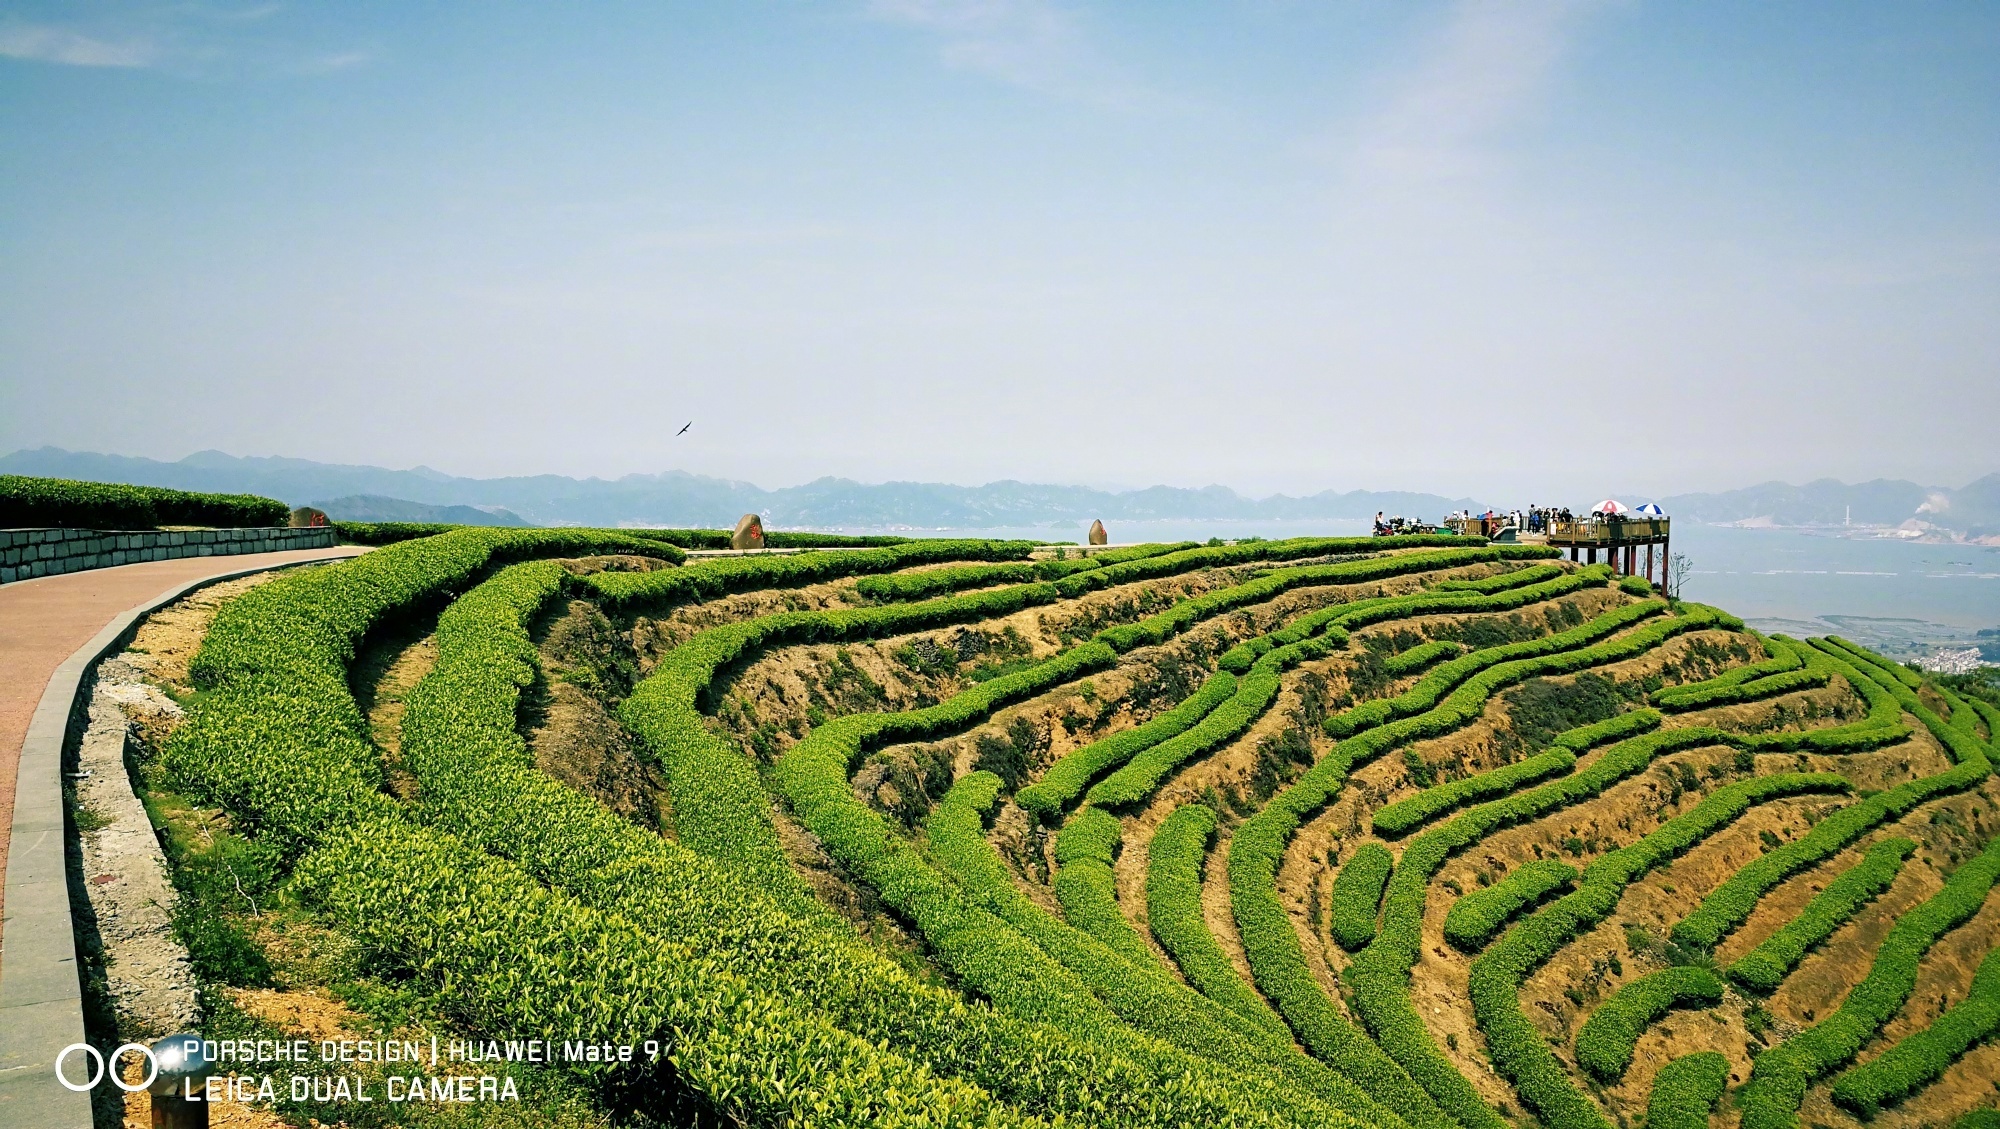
left=1374, top=505, right=1582, bottom=537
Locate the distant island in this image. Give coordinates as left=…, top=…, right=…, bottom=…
left=3, top=446, right=1995, bottom=543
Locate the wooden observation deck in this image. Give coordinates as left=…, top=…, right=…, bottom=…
left=1546, top=517, right=1670, bottom=591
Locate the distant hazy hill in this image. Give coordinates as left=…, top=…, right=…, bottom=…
left=0, top=447, right=1479, bottom=529
left=1654, top=474, right=2000, bottom=537
left=311, top=494, right=530, bottom=527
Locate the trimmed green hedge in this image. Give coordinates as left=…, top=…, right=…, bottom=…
left=1235, top=608, right=1725, bottom=1129
left=1089, top=630, right=1345, bottom=809
left=1371, top=749, right=1578, bottom=839
left=1052, top=806, right=1161, bottom=970
left=1829, top=927, right=2000, bottom=1115
left=1644, top=1051, right=1728, bottom=1129
left=1435, top=564, right=1565, bottom=594
left=1018, top=673, right=1237, bottom=824
left=1145, top=803, right=1290, bottom=1039
left=583, top=539, right=1037, bottom=612
left=331, top=520, right=464, bottom=545
left=855, top=543, right=1199, bottom=601
left=1726, top=837, right=1915, bottom=994
left=167, top=531, right=1050, bottom=1125
left=1953, top=1111, right=2000, bottom=1129
left=1554, top=710, right=1665, bottom=752
left=1382, top=639, right=1464, bottom=677
left=404, top=560, right=1333, bottom=1129
left=297, top=820, right=1016, bottom=1128
left=0, top=473, right=290, bottom=529
left=1345, top=725, right=1731, bottom=1129
left=1574, top=966, right=1723, bottom=1081
left=1470, top=773, right=1850, bottom=1129
left=164, top=527, right=677, bottom=851
left=772, top=652, right=1409, bottom=1129
left=1738, top=830, right=2000, bottom=1129
left=1652, top=634, right=1802, bottom=708
left=1328, top=842, right=1394, bottom=950
left=1440, top=859, right=1576, bottom=952
left=1325, top=592, right=1659, bottom=739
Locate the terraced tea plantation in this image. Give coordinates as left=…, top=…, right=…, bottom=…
left=130, top=528, right=2000, bottom=1128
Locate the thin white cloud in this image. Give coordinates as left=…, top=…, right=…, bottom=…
left=1354, top=0, right=1597, bottom=184
left=865, top=0, right=1157, bottom=108
left=0, top=23, right=158, bottom=68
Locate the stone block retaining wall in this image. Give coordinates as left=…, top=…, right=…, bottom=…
left=0, top=526, right=336, bottom=584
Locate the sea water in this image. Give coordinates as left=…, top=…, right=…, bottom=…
left=852, top=518, right=1998, bottom=656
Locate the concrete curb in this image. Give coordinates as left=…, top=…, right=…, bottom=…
left=0, top=551, right=363, bottom=1128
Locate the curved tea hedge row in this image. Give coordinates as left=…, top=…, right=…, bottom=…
left=1440, top=859, right=1576, bottom=952
left=1051, top=806, right=1161, bottom=970
left=298, top=820, right=1015, bottom=1129
left=855, top=542, right=1200, bottom=600
left=1371, top=748, right=1581, bottom=839
left=1829, top=935, right=2000, bottom=1116
left=1018, top=673, right=1237, bottom=823
left=1234, top=605, right=1725, bottom=1129
left=167, top=531, right=1107, bottom=1126
left=1652, top=634, right=1806, bottom=711
left=0, top=472, right=291, bottom=529
left=1325, top=595, right=1664, bottom=739
left=1470, top=773, right=1851, bottom=1129
left=1436, top=564, right=1565, bottom=594
left=1344, top=725, right=1732, bottom=1129
left=402, top=560, right=1341, bottom=1129
left=1145, top=803, right=1290, bottom=1037
left=1738, top=831, right=2000, bottom=1129
left=1089, top=628, right=1347, bottom=809
left=583, top=538, right=1036, bottom=613
left=1573, top=966, right=1723, bottom=1081
left=1328, top=842, right=1395, bottom=950
left=1725, top=836, right=1915, bottom=994
left=1644, top=1052, right=1728, bottom=1129
left=1669, top=635, right=1989, bottom=955
left=773, top=653, right=1416, bottom=1129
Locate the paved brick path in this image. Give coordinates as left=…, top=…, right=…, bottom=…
left=0, top=547, right=367, bottom=949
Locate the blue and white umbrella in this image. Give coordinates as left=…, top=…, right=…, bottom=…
left=1634, top=503, right=1665, bottom=516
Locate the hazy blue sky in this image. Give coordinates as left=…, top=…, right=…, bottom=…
left=3, top=2, right=1996, bottom=500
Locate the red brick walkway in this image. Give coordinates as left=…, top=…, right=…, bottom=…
left=0, top=547, right=367, bottom=949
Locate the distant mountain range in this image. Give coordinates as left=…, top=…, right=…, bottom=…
left=311, top=494, right=529, bottom=527
left=1651, top=475, right=2000, bottom=539
left=5, top=447, right=1994, bottom=540
left=0, top=447, right=1477, bottom=529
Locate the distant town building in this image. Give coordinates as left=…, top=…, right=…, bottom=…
left=1916, top=647, right=1989, bottom=675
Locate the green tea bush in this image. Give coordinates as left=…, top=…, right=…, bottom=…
left=1372, top=750, right=1577, bottom=838
left=1344, top=725, right=1728, bottom=1129
left=1440, top=859, right=1576, bottom=951
left=1324, top=594, right=1659, bottom=739
left=1236, top=609, right=1723, bottom=1129
left=1644, top=1052, right=1728, bottom=1129
left=1145, top=804, right=1290, bottom=1038
left=1652, top=634, right=1802, bottom=708
left=1726, top=838, right=1915, bottom=994
left=1470, top=774, right=1849, bottom=1129
left=1089, top=631, right=1344, bottom=809
left=1738, top=832, right=2000, bottom=1129
left=1617, top=574, right=1657, bottom=596
left=1574, top=966, right=1723, bottom=1080
left=773, top=656, right=1408, bottom=1129
left=1018, top=673, right=1237, bottom=823
left=165, top=527, right=675, bottom=851
left=1052, top=806, right=1160, bottom=969
left=584, top=539, right=1036, bottom=612
left=856, top=561, right=1043, bottom=601
left=1328, top=842, right=1394, bottom=950
left=331, top=520, right=463, bottom=545
left=1435, top=564, right=1564, bottom=593
left=1828, top=926, right=2000, bottom=1115
left=0, top=473, right=289, bottom=528
left=1381, top=639, right=1463, bottom=676
left=297, top=820, right=1016, bottom=1129
left=405, top=562, right=1335, bottom=1129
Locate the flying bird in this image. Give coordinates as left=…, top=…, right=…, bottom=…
left=677, top=421, right=692, bottom=436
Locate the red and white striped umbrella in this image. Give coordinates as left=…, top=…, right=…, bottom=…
left=1591, top=499, right=1627, bottom=516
